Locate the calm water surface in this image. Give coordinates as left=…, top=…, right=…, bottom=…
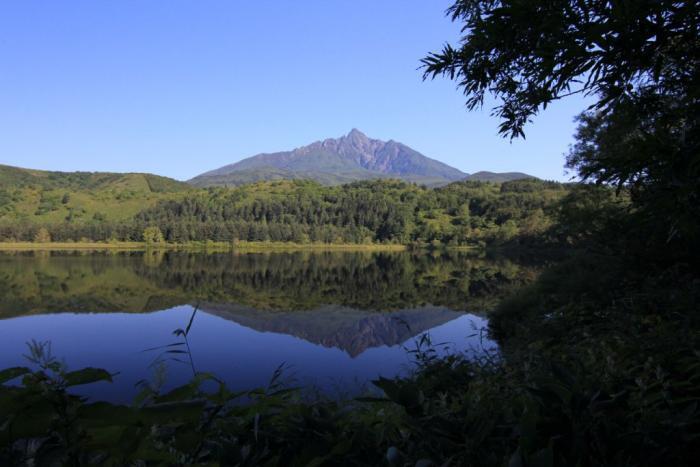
left=0, top=250, right=536, bottom=403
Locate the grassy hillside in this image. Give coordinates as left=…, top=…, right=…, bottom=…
left=0, top=164, right=189, bottom=192
left=0, top=164, right=191, bottom=225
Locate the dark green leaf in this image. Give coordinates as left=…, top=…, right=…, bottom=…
left=64, top=368, right=113, bottom=387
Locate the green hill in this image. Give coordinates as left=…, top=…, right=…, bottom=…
left=0, top=164, right=191, bottom=224
left=0, top=164, right=189, bottom=192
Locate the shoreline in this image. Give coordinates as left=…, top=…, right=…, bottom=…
left=0, top=241, right=410, bottom=252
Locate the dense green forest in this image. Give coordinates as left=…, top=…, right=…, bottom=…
left=0, top=172, right=571, bottom=247
left=135, top=179, right=567, bottom=245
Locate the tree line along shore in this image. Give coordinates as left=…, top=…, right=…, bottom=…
left=0, top=178, right=582, bottom=249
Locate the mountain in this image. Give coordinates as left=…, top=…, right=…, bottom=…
left=464, top=171, right=536, bottom=182
left=189, top=129, right=467, bottom=187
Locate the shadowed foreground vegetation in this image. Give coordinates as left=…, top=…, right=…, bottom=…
left=1, top=301, right=697, bottom=466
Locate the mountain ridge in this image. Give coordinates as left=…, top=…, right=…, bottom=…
left=465, top=171, right=537, bottom=183
left=1, top=130, right=538, bottom=189
left=189, top=129, right=470, bottom=187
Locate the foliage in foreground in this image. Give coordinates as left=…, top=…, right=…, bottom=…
left=1, top=330, right=698, bottom=466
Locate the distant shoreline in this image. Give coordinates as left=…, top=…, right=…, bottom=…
left=0, top=241, right=410, bottom=252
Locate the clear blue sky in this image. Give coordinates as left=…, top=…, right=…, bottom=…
left=0, top=0, right=591, bottom=181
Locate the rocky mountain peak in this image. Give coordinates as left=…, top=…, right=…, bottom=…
left=346, top=128, right=369, bottom=142
left=338, top=129, right=382, bottom=164
left=190, top=129, right=469, bottom=187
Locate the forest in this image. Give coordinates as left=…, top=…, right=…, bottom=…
left=0, top=177, right=571, bottom=247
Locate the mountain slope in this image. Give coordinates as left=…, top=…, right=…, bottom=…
left=0, top=164, right=190, bottom=193
left=0, top=164, right=190, bottom=224
left=465, top=171, right=536, bottom=182
left=189, top=129, right=467, bottom=187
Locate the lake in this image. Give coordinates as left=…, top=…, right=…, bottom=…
left=0, top=250, right=535, bottom=403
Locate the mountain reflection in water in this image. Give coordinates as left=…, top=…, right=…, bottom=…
left=0, top=250, right=539, bottom=402
left=202, top=304, right=465, bottom=357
